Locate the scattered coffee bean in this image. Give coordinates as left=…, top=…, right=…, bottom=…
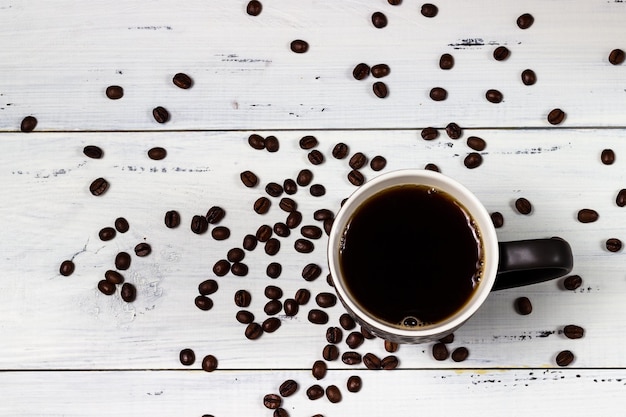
left=262, top=317, right=281, bottom=333
left=521, top=69, right=537, bottom=85
left=279, top=379, right=298, bottom=397
left=490, top=211, right=504, bottom=228
left=322, top=344, right=339, bottom=361
left=97, top=279, right=116, bottom=295
left=265, top=182, right=284, bottom=198
left=606, top=238, right=622, bottom=252
left=245, top=322, right=263, bottom=340
left=294, top=238, right=314, bottom=253
left=83, top=145, right=104, bottom=159
left=388, top=0, right=402, bottom=4
left=352, top=63, right=370, bottom=80
left=467, top=136, right=486, bottom=151
left=445, top=122, right=462, bottom=139
left=515, top=197, right=533, bottom=215
left=246, top=0, right=262, bottom=16
left=601, top=149, right=615, bottom=165
left=152, top=106, right=170, bottom=123
left=339, top=313, right=356, bottom=330
left=493, top=46, right=510, bottom=61
left=314, top=209, right=334, bottom=221
left=515, top=296, right=533, bottom=315
left=326, top=385, right=342, bottom=403
left=421, top=3, right=438, bottom=17
left=89, top=177, right=109, bottom=196
left=264, top=238, right=281, bottom=256
left=363, top=352, right=382, bottom=370
left=266, top=262, right=282, bottom=278
left=439, top=53, right=454, bottom=70
left=308, top=309, right=329, bottom=324
left=451, top=347, right=469, bottom=362
left=105, top=270, right=124, bottom=285
left=323, top=218, right=334, bottom=235
left=134, top=242, right=151, bottom=257
left=20, top=115, right=37, bottom=132
left=290, top=39, right=309, bottom=53
left=201, top=355, right=218, bottom=372
left=273, top=222, right=290, bottom=237
left=381, top=355, right=399, bottom=370
left=332, top=143, right=350, bottom=160
left=211, top=226, right=231, bottom=241
left=342, top=351, right=362, bottom=365
left=429, top=87, right=447, bottom=101
left=372, top=81, right=389, bottom=98
left=283, top=298, right=298, bottom=316
left=264, top=285, right=283, bottom=300
left=609, top=48, right=625, bottom=65
left=347, top=169, right=365, bottom=186
left=440, top=333, right=454, bottom=344
left=59, top=260, right=75, bottom=276
left=191, top=215, right=209, bottom=234
left=370, top=155, right=387, bottom=171
left=295, top=288, right=311, bottom=305
left=286, top=210, right=303, bottom=229
left=163, top=210, right=180, bottom=228
left=563, top=325, right=585, bottom=339
left=283, top=178, right=297, bottom=195
left=263, top=394, right=282, bottom=409
left=99, top=227, right=116, bottom=241
left=485, top=89, right=503, bottom=103
left=306, top=385, right=324, bottom=400
left=105, top=85, right=123, bottom=100
left=309, top=184, right=326, bottom=197
left=563, top=274, right=583, bottom=290
left=179, top=348, right=196, bottom=366
left=347, top=375, right=362, bottom=392
left=577, top=208, right=599, bottom=223
left=254, top=197, right=271, bottom=214
left=147, top=146, right=167, bottom=160
left=464, top=152, right=483, bottom=169
left=264, top=299, right=282, bottom=315
left=234, top=290, right=252, bottom=307
left=384, top=340, right=399, bottom=353
left=212, top=259, right=231, bottom=276
left=517, top=13, right=534, bottom=29
left=206, top=206, right=226, bottom=224
left=256, top=224, right=273, bottom=242
left=617, top=189, right=626, bottom=207
left=371, top=64, right=390, bottom=78
left=242, top=234, right=258, bottom=251
left=312, top=360, right=327, bottom=380
left=425, top=163, right=440, bottom=171
left=236, top=310, right=255, bottom=324
left=227, top=248, right=245, bottom=263
left=198, top=279, right=218, bottom=296
left=421, top=127, right=439, bottom=140
left=349, top=152, right=368, bottom=169
left=547, top=108, right=566, bottom=125
left=240, top=170, right=259, bottom=187
left=279, top=197, right=297, bottom=212
left=556, top=350, right=574, bottom=367
left=326, top=326, right=343, bottom=344
left=301, top=225, right=323, bottom=239
left=345, top=331, right=365, bottom=349
left=115, top=252, right=131, bottom=270
left=315, top=292, right=337, bottom=308
left=299, top=135, right=318, bottom=149
left=302, top=263, right=322, bottom=281
left=265, top=135, right=279, bottom=152
left=172, top=72, right=193, bottom=89
left=432, top=343, right=449, bottom=361
left=307, top=150, right=325, bottom=165
left=371, top=11, right=387, bottom=28
left=231, top=262, right=249, bottom=277
left=120, top=283, right=137, bottom=302
left=248, top=134, right=265, bottom=150
left=195, top=295, right=213, bottom=311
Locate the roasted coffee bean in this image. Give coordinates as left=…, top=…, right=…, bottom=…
left=439, top=53, right=454, bottom=70
left=254, top=197, right=271, bottom=214
left=326, top=385, right=342, bottom=403
left=243, top=234, right=258, bottom=251
left=198, top=279, right=218, bottom=295
left=332, top=143, right=350, bottom=160
left=105, top=270, right=124, bottom=285
left=231, top=262, right=249, bottom=277
left=83, top=145, right=104, bottom=159
left=617, top=189, right=626, bottom=207
left=294, top=238, right=314, bottom=253
left=240, top=170, right=258, bottom=187
left=556, top=350, right=574, bottom=367
left=283, top=178, right=297, bottom=195
left=164, top=210, right=181, bottom=228
left=464, top=152, right=483, bottom=169
left=306, top=384, right=324, bottom=400
left=326, top=273, right=335, bottom=287
left=179, top=348, right=196, bottom=366
left=345, top=331, right=365, bottom=349
left=601, top=149, right=615, bottom=165
left=388, top=0, right=402, bottom=4
left=381, top=354, right=399, bottom=370
left=264, top=299, right=282, bottom=315
left=307, top=150, right=324, bottom=165
left=445, top=122, right=462, bottom=139
left=606, top=238, right=622, bottom=252
left=429, top=87, right=447, bottom=101
left=263, top=394, right=282, bottom=409
left=265, top=182, right=284, bottom=197
left=609, top=48, right=625, bottom=65
left=342, top=351, right=362, bottom=365
left=279, top=379, right=298, bottom=397
left=227, top=248, right=245, bottom=263
left=467, top=136, right=486, bottom=151
left=308, top=309, right=329, bottom=324
left=371, top=64, right=390, bottom=78
left=547, top=108, right=566, bottom=125
left=421, top=3, right=438, bottom=17
left=148, top=146, right=167, bottom=160
left=363, top=352, right=382, bottom=370
left=563, top=274, right=582, bottom=290
left=105, top=85, right=123, bottom=100
left=283, top=298, right=298, bottom=316
left=59, top=260, right=75, bottom=276
left=347, top=375, right=362, bottom=392
left=290, top=39, right=309, bottom=53
left=421, top=127, right=439, bottom=140
left=206, top=206, right=225, bottom=224
left=313, top=209, right=334, bottom=221
left=262, top=317, right=281, bottom=333
left=515, top=296, right=533, bottom=315
left=248, top=133, right=265, bottom=150
left=349, top=152, right=368, bottom=169
left=301, top=225, right=323, bottom=239
left=295, top=288, right=311, bottom=305
left=172, top=72, right=193, bottom=89
left=97, top=279, right=116, bottom=295
left=191, top=215, right=209, bottom=234
left=265, top=135, right=279, bottom=152
left=521, top=69, right=537, bottom=85
left=326, top=326, right=343, bottom=344
left=323, top=218, right=334, bottom=236
left=301, top=263, right=322, bottom=281
left=264, top=238, right=281, bottom=256
left=352, top=63, right=370, bottom=80
left=372, top=81, right=388, bottom=98
left=264, top=285, right=283, bottom=300
left=493, top=46, right=510, bottom=61
left=245, top=322, right=263, bottom=340
left=432, top=343, right=449, bottom=360
left=315, top=292, right=337, bottom=308
left=309, top=184, right=326, bottom=197
left=112, top=218, right=129, bottom=234
left=347, top=169, right=365, bottom=186
left=312, top=360, right=327, bottom=380
left=195, top=295, right=213, bottom=311
left=370, top=155, right=387, bottom=171
left=515, top=197, right=532, bottom=215
left=236, top=310, right=255, bottom=324
left=273, top=222, right=290, bottom=237
left=246, top=0, right=262, bottom=16
left=279, top=197, right=297, bottom=212
left=234, top=290, right=252, bottom=307
left=451, top=347, right=469, bottom=362
left=384, top=340, right=399, bottom=353
left=152, top=106, right=170, bottom=123
left=577, top=208, right=599, bottom=223
left=99, top=227, right=116, bottom=241
left=371, top=11, right=387, bottom=28
left=266, top=262, right=282, bottom=278
left=485, top=89, right=503, bottom=103
left=425, top=163, right=440, bottom=172
left=299, top=135, right=318, bottom=149
left=89, top=177, right=109, bottom=196
left=339, top=313, right=356, bottom=330
left=563, top=324, right=585, bottom=339
left=20, top=115, right=37, bottom=132
left=286, top=210, right=303, bottom=229
left=322, top=344, right=339, bottom=361
left=115, top=252, right=131, bottom=270
left=256, top=224, right=273, bottom=242
left=490, top=211, right=504, bottom=228
left=211, top=226, right=230, bottom=241
left=439, top=333, right=455, bottom=344
left=134, top=242, right=151, bottom=257
left=517, top=13, right=534, bottom=29
left=202, top=355, right=218, bottom=372
left=212, top=259, right=231, bottom=276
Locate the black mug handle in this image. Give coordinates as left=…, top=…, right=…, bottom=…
left=493, top=237, right=574, bottom=291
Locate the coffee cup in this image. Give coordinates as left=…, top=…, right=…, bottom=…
left=327, top=169, right=573, bottom=343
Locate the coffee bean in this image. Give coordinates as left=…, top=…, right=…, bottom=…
left=265, top=135, right=279, bottom=152
left=315, top=292, right=337, bottom=308
left=617, top=189, right=626, bottom=207
left=243, top=234, right=258, bottom=251
left=301, top=225, right=322, bottom=239
left=262, top=317, right=281, bottom=333
left=201, top=354, right=218, bottom=372
left=290, top=39, right=309, bottom=53
left=556, top=350, right=574, bottom=367
left=363, top=352, right=382, bottom=370
left=347, top=169, right=365, bottom=186
left=264, top=299, right=282, bottom=315
left=279, top=197, right=297, bottom=212
left=265, top=182, right=284, bottom=198
left=515, top=296, right=533, bottom=315
left=147, top=146, right=167, bottom=160
left=312, top=360, right=327, bottom=380
left=246, top=0, right=262, bottom=16
left=352, top=63, right=370, bottom=80
left=421, top=127, right=439, bottom=140
left=20, top=115, right=37, bottom=132
left=210, top=226, right=230, bottom=242
left=105, top=270, right=124, bottom=285
left=264, top=238, right=281, bottom=255
left=490, top=211, right=504, bottom=228
left=263, top=394, right=282, bottom=409
left=429, top=87, right=447, bottom=101
left=314, top=209, right=334, bottom=221
left=371, top=11, right=387, bottom=28
left=302, top=263, right=322, bottom=281
left=115, top=252, right=131, bottom=270
left=362, top=326, right=376, bottom=339
left=283, top=298, right=298, bottom=316
left=563, top=274, right=582, bottom=290
left=563, top=325, right=585, bottom=339
left=323, top=218, right=334, bottom=236
left=198, top=279, right=218, bottom=295
left=234, top=289, right=252, bottom=307
left=370, top=155, right=387, bottom=171
left=283, top=178, right=297, bottom=195
left=345, top=331, right=365, bottom=349
left=162, top=210, right=180, bottom=228
left=279, top=379, right=298, bottom=397
left=134, top=242, right=151, bottom=257
left=191, top=215, right=209, bottom=234
left=308, top=309, right=329, bottom=324
left=381, top=355, right=399, bottom=370
left=206, top=206, right=226, bottom=224
left=227, top=248, right=245, bottom=263
left=371, top=64, right=390, bottom=78
left=332, top=143, right=350, bottom=159
left=308, top=150, right=325, bottom=165
left=425, top=163, right=440, bottom=172
left=451, top=346, right=469, bottom=362
left=432, top=343, right=449, bottom=360
left=231, top=262, right=249, bottom=277
left=295, top=288, right=311, bottom=305
left=172, top=72, right=193, bottom=89
left=493, top=46, right=510, bottom=61
left=349, top=152, right=368, bottom=169
left=273, top=222, right=290, bottom=237
left=266, top=262, right=282, bottom=278
left=606, top=238, right=622, bottom=252
left=515, top=197, right=532, bottom=215
left=179, top=348, right=196, bottom=366
left=601, top=149, right=615, bottom=165
left=388, top=0, right=402, bottom=4
left=236, top=310, right=255, bottom=324
left=83, top=145, right=104, bottom=159
left=322, top=344, right=339, bottom=361
left=326, top=385, right=342, bottom=403
left=609, top=48, right=625, bottom=65
left=485, top=89, right=503, bottom=103
left=195, top=295, right=213, bottom=311
left=372, top=81, right=389, bottom=98
left=342, top=351, right=362, bottom=365
left=294, top=238, right=314, bottom=253
left=347, top=375, right=362, bottom=392
left=384, top=340, right=399, bottom=353
left=521, top=69, right=537, bottom=85
left=306, top=384, right=324, bottom=400
left=213, top=259, right=231, bottom=276
left=517, top=13, right=534, bottom=29
left=299, top=135, right=318, bottom=149
left=256, top=224, right=273, bottom=242
left=445, top=122, right=462, bottom=139
left=577, top=208, right=599, bottom=223
left=439, top=53, right=454, bottom=70
left=464, top=152, right=483, bottom=169
left=99, top=227, right=116, bottom=241
left=240, top=170, right=259, bottom=187
left=248, top=134, right=265, bottom=150
left=547, top=108, right=566, bottom=125
left=59, top=260, right=75, bottom=276
left=326, top=326, right=343, bottom=344
left=467, top=136, right=486, bottom=151
left=309, top=184, right=326, bottom=197
left=421, top=3, right=438, bottom=17
left=339, top=313, right=356, bottom=330
left=89, top=177, right=109, bottom=196
left=254, top=197, right=271, bottom=214
left=245, top=322, right=263, bottom=340
left=105, top=85, right=123, bottom=100
left=97, top=280, right=116, bottom=296
left=152, top=106, right=170, bottom=123
left=264, top=285, right=283, bottom=300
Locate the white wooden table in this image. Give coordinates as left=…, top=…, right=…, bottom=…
left=1, top=1, right=626, bottom=415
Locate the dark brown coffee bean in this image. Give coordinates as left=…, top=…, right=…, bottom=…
left=89, top=177, right=109, bottom=196
left=439, top=333, right=454, bottom=344
left=236, top=310, right=254, bottom=324
left=326, top=385, right=342, bottom=403
left=256, top=224, right=273, bottom=242
left=164, top=210, right=181, bottom=228
left=493, top=46, right=510, bottom=61
left=295, top=288, right=311, bottom=305
left=308, top=309, right=329, bottom=324
left=227, top=248, right=245, bottom=263
left=451, top=347, right=469, bottom=362
left=521, top=69, right=537, bottom=85
left=246, top=0, right=262, bottom=16
left=234, top=289, right=252, bottom=307
left=273, top=222, right=290, bottom=237
left=302, top=263, right=322, bottom=281
left=313, top=209, right=334, bottom=221
left=201, top=354, right=218, bottom=372
left=240, top=170, right=259, bottom=187
left=306, top=384, right=324, bottom=400
left=421, top=3, right=438, bottom=17
left=464, top=152, right=483, bottom=169
left=323, top=218, right=334, bottom=236
left=517, top=13, right=534, bottom=29
left=179, top=348, right=196, bottom=366
left=265, top=182, right=284, bottom=197
left=97, top=279, right=116, bottom=295
left=134, top=242, right=151, bottom=257
left=206, top=206, right=225, bottom=224
left=556, top=350, right=574, bottom=367
left=266, top=262, right=282, bottom=278
left=432, top=343, right=449, bottom=360
left=105, top=270, right=124, bottom=285
left=279, top=379, right=298, bottom=397
left=294, top=238, right=314, bottom=253
left=309, top=184, right=325, bottom=197
left=371, top=11, right=387, bottom=28
left=264, top=285, right=283, bottom=300
left=284, top=211, right=302, bottom=230
left=347, top=375, right=362, bottom=393
left=264, top=238, right=281, bottom=256
left=371, top=64, right=390, bottom=78
left=384, top=340, right=399, bottom=353
left=370, top=155, right=387, bottom=171
left=421, top=127, right=439, bottom=140
left=211, top=226, right=231, bottom=241
left=360, top=326, right=375, bottom=339
left=307, top=150, right=324, bottom=165
left=609, top=48, right=625, bottom=65
left=105, top=85, right=123, bottom=100
left=322, top=344, right=339, bottom=361
left=547, top=108, right=566, bottom=125
left=283, top=178, right=297, bottom=195
left=490, top=211, right=504, bottom=228
left=243, top=234, right=258, bottom=251
left=59, top=260, right=75, bottom=276
left=265, top=135, right=279, bottom=152
left=382, top=355, right=399, bottom=370
left=363, top=353, right=382, bottom=370
left=299, top=135, right=318, bottom=149
left=191, top=215, right=209, bottom=234
left=20, top=115, right=37, bottom=132
left=195, top=295, right=213, bottom=311
left=245, top=322, right=263, bottom=340
left=617, top=189, right=626, bottom=207
left=231, top=262, right=249, bottom=277
left=345, top=331, right=365, bottom=349
left=372, top=81, right=388, bottom=98
left=601, top=149, right=615, bottom=165
left=563, top=325, right=585, bottom=339
left=198, top=279, right=218, bottom=295
left=439, top=53, right=454, bottom=70
left=148, top=146, right=167, bottom=160
left=577, top=208, right=599, bottom=223
left=248, top=133, right=265, bottom=150
left=99, top=227, right=116, bottom=241
left=172, top=72, right=193, bottom=89
left=515, top=197, right=532, bottom=215
left=115, top=252, right=131, bottom=270
left=429, top=87, right=447, bottom=101
left=445, top=122, right=462, bottom=139
left=332, top=143, right=349, bottom=160
left=339, top=313, right=356, bottom=330
left=279, top=197, right=297, bottom=212
left=606, top=238, right=622, bottom=252
left=485, top=89, right=503, bottom=103
left=152, top=106, right=170, bottom=123
left=424, top=163, right=440, bottom=172
left=326, top=326, right=343, bottom=344
left=254, top=197, right=271, bottom=214
left=290, top=39, right=309, bottom=53
left=83, top=145, right=104, bottom=159
left=264, top=299, right=282, bottom=315
left=352, top=63, right=370, bottom=80
left=467, top=136, right=486, bottom=151
left=262, top=317, right=281, bottom=333
left=301, top=225, right=322, bottom=239
left=342, top=351, right=362, bottom=365
left=312, top=360, right=327, bottom=380
left=515, top=296, right=533, bottom=315
left=212, top=259, right=231, bottom=276
left=347, top=169, right=365, bottom=186
left=349, top=152, right=368, bottom=169
left=563, top=274, right=582, bottom=290
left=263, top=394, right=282, bottom=409
left=315, top=292, right=337, bottom=308
left=283, top=298, right=298, bottom=316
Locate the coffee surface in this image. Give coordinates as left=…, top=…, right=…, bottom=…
left=340, top=185, right=483, bottom=328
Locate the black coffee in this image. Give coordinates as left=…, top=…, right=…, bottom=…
left=339, top=184, right=483, bottom=328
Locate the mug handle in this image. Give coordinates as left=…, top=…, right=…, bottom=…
left=492, top=237, right=574, bottom=291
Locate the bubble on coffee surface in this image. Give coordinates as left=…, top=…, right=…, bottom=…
left=400, top=315, right=431, bottom=328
